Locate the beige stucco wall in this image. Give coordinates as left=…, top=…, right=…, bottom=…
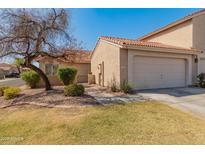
left=192, top=13, right=205, bottom=75
left=38, top=75, right=64, bottom=87
left=142, top=20, right=193, bottom=49
left=193, top=14, right=205, bottom=51
left=91, top=40, right=121, bottom=87
left=126, top=49, right=195, bottom=88
left=119, top=48, right=128, bottom=84
left=38, top=57, right=91, bottom=87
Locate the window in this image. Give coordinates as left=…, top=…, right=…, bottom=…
left=45, top=64, right=58, bottom=76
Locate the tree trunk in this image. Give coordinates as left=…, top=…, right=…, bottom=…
left=28, top=64, right=52, bottom=91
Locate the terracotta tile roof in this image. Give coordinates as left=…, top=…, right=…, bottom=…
left=138, top=9, right=205, bottom=40
left=36, top=50, right=91, bottom=64
left=100, top=36, right=197, bottom=51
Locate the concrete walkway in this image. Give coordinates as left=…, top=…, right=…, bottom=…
left=139, top=87, right=205, bottom=119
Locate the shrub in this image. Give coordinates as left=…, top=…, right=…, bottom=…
left=20, top=70, right=40, bottom=88
left=197, top=73, right=205, bottom=88
left=110, top=77, right=118, bottom=92
left=4, top=87, right=21, bottom=100
left=64, top=84, right=84, bottom=96
left=0, top=86, right=10, bottom=97
left=111, top=81, right=118, bottom=92
left=120, top=80, right=133, bottom=94
left=58, top=67, right=77, bottom=85
left=108, top=76, right=119, bottom=92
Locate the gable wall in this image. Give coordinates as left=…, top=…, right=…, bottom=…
left=91, top=40, right=121, bottom=87
left=142, top=20, right=193, bottom=49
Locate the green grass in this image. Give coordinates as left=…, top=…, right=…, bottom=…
left=0, top=101, right=205, bottom=144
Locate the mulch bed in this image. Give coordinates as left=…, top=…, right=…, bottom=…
left=0, top=86, right=100, bottom=109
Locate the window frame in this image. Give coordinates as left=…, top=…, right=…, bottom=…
left=45, top=64, right=59, bottom=76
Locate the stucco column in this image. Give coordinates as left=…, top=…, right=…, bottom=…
left=127, top=50, right=134, bottom=85
left=186, top=57, right=192, bottom=86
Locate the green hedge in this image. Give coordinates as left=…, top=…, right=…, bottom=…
left=64, top=84, right=84, bottom=96
left=58, top=67, right=77, bottom=85
left=21, top=70, right=40, bottom=88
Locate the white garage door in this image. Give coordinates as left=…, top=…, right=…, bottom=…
left=134, top=56, right=186, bottom=89
left=199, top=58, right=205, bottom=74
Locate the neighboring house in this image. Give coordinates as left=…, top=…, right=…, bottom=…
left=36, top=50, right=91, bottom=86
left=0, top=63, right=19, bottom=76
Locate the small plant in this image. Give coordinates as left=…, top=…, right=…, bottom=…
left=4, top=87, right=21, bottom=100
left=120, top=80, right=133, bottom=94
left=111, top=82, right=118, bottom=92
left=0, top=86, right=10, bottom=97
left=64, top=84, right=84, bottom=96
left=110, top=77, right=118, bottom=92
left=197, top=73, right=205, bottom=88
left=20, top=70, right=40, bottom=88
left=58, top=67, right=77, bottom=85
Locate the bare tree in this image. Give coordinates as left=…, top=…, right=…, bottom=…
left=0, top=9, right=81, bottom=90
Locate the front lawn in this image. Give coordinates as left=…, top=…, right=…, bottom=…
left=0, top=101, right=205, bottom=144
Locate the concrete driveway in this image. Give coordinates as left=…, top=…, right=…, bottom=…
left=0, top=78, right=25, bottom=87
left=139, top=87, right=205, bottom=119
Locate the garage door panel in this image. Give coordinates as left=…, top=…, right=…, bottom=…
left=134, top=56, right=186, bottom=89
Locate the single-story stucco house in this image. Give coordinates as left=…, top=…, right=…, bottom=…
left=91, top=9, right=205, bottom=90
left=36, top=50, right=91, bottom=86
left=0, top=63, right=19, bottom=77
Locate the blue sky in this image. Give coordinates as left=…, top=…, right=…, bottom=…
left=1, top=8, right=201, bottom=63
left=70, top=8, right=200, bottom=50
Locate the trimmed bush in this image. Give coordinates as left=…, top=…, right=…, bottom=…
left=4, top=87, right=21, bottom=100
left=197, top=73, right=205, bottom=88
left=0, top=86, right=10, bottom=97
left=20, top=70, right=40, bottom=88
left=120, top=80, right=133, bottom=94
left=58, top=67, right=77, bottom=85
left=64, top=84, right=84, bottom=96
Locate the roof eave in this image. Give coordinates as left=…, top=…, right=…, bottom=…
left=121, top=44, right=200, bottom=55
